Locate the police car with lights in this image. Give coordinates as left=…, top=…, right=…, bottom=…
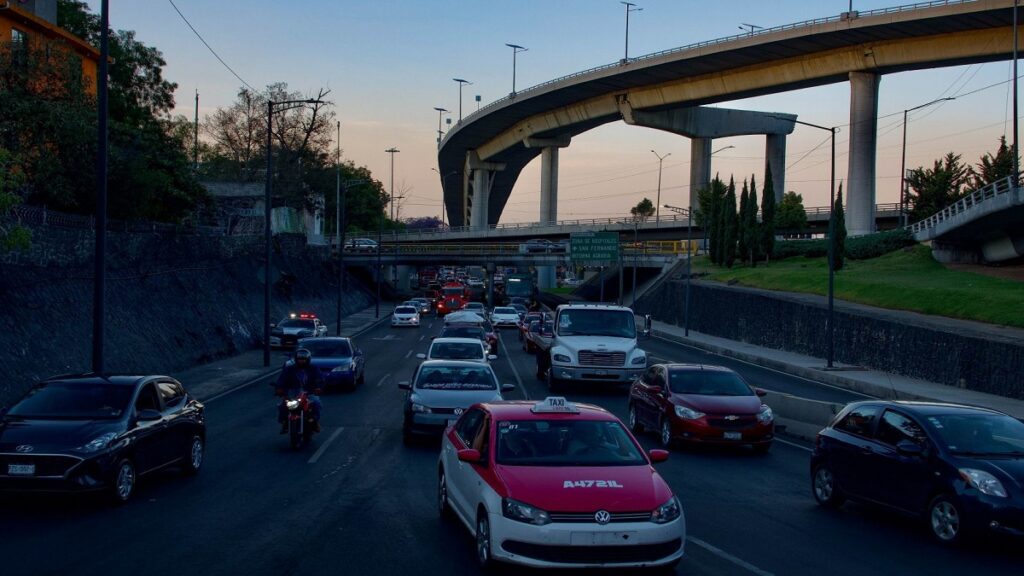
left=270, top=313, right=329, bottom=348
left=438, top=397, right=685, bottom=570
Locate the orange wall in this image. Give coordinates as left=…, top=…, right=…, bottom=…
left=1, top=6, right=99, bottom=95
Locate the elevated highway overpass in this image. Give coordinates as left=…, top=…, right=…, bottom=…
left=438, top=0, right=1021, bottom=237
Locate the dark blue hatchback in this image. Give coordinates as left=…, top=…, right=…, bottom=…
left=294, top=337, right=366, bottom=391
left=811, top=400, right=1024, bottom=545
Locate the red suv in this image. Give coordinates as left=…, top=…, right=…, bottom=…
left=628, top=364, right=774, bottom=453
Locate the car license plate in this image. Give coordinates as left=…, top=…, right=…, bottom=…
left=571, top=531, right=639, bottom=545
left=7, top=464, right=35, bottom=476
left=724, top=431, right=742, bottom=440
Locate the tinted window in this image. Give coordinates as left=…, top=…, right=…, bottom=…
left=158, top=381, right=185, bottom=409
left=430, top=342, right=485, bottom=360
left=493, top=308, right=516, bottom=314
left=876, top=410, right=927, bottom=446
left=443, top=288, right=464, bottom=296
left=395, top=307, right=417, bottom=314
left=415, top=365, right=496, bottom=390
left=300, top=340, right=352, bottom=357
left=496, top=419, right=646, bottom=466
left=135, top=383, right=161, bottom=413
left=556, top=309, right=635, bottom=338
left=924, top=412, right=1024, bottom=456
left=280, top=319, right=315, bottom=330
left=456, top=409, right=485, bottom=446
left=834, top=405, right=880, bottom=437
left=7, top=381, right=132, bottom=420
left=668, top=369, right=752, bottom=396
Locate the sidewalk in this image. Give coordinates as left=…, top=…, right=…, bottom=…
left=174, top=303, right=396, bottom=402
left=650, top=319, right=1024, bottom=420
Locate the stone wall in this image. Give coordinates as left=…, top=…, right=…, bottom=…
left=635, top=280, right=1024, bottom=399
left=0, top=228, right=372, bottom=406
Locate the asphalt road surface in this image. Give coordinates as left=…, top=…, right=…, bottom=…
left=2, top=318, right=1020, bottom=576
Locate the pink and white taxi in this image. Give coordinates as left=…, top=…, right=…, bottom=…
left=438, top=397, right=686, bottom=570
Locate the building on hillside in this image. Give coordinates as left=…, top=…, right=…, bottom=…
left=0, top=0, right=99, bottom=96
left=201, top=181, right=325, bottom=244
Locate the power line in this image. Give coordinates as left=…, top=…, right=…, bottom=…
left=167, top=0, right=257, bottom=92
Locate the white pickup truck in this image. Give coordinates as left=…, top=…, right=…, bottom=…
left=536, top=303, right=648, bottom=391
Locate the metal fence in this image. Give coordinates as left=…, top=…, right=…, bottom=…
left=10, top=205, right=242, bottom=236
left=906, top=176, right=1017, bottom=235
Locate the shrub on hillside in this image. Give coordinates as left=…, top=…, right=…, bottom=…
left=773, top=239, right=828, bottom=260
left=773, top=229, right=915, bottom=262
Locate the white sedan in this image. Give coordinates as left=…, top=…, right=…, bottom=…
left=391, top=306, right=420, bottom=327
left=490, top=306, right=521, bottom=327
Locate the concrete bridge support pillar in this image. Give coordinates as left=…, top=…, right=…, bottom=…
left=689, top=137, right=712, bottom=213
left=540, top=147, right=560, bottom=224
left=537, top=264, right=555, bottom=291
left=396, top=265, right=413, bottom=292
left=471, top=169, right=491, bottom=231
left=847, top=71, right=880, bottom=236
left=765, top=134, right=786, bottom=202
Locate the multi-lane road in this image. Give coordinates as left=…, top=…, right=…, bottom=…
left=2, top=317, right=1020, bottom=576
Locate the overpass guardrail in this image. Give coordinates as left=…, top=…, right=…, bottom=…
left=906, top=176, right=1018, bottom=237
left=342, top=240, right=695, bottom=258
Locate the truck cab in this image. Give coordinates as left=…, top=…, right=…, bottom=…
left=539, top=304, right=647, bottom=391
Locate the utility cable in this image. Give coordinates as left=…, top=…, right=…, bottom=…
left=167, top=0, right=257, bottom=92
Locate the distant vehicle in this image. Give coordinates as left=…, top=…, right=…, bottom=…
left=439, top=322, right=497, bottom=355
left=560, top=275, right=581, bottom=287
left=523, top=319, right=554, bottom=354
left=0, top=374, right=205, bottom=504
left=391, top=306, right=421, bottom=327
left=398, top=360, right=513, bottom=443
left=811, top=400, right=1024, bottom=545
left=466, top=277, right=484, bottom=288
left=408, top=298, right=432, bottom=315
left=517, top=311, right=545, bottom=341
left=462, top=302, right=487, bottom=315
left=437, top=282, right=469, bottom=316
left=417, top=337, right=495, bottom=364
left=628, top=364, right=774, bottom=453
left=438, top=397, right=684, bottom=570
left=504, top=273, right=535, bottom=303
left=489, top=306, right=520, bottom=327
left=295, top=337, right=366, bottom=391
left=344, top=237, right=378, bottom=252
left=521, top=238, right=555, bottom=253
left=492, top=272, right=505, bottom=285
left=271, top=313, right=329, bottom=348
left=509, top=303, right=528, bottom=319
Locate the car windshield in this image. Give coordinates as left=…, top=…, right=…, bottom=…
left=511, top=304, right=527, bottom=313
left=925, top=413, right=1024, bottom=456
left=442, top=326, right=486, bottom=340
left=430, top=342, right=485, bottom=360
left=493, top=307, right=516, bottom=315
left=7, top=381, right=133, bottom=420
left=395, top=307, right=417, bottom=314
left=415, top=366, right=496, bottom=390
left=496, top=419, right=646, bottom=466
left=300, top=340, right=352, bottom=357
left=556, top=309, right=635, bottom=338
left=668, top=370, right=753, bottom=396
left=280, top=319, right=315, bottom=330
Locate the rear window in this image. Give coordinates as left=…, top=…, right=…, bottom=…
left=493, top=308, right=516, bottom=315
left=442, top=326, right=486, bottom=340
left=415, top=365, right=496, bottom=390
left=395, top=306, right=417, bottom=314
left=280, top=319, right=315, bottom=329
left=430, top=342, right=485, bottom=360
left=301, top=340, right=352, bottom=357
left=668, top=370, right=753, bottom=396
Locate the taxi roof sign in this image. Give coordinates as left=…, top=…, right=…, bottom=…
left=531, top=397, right=580, bottom=414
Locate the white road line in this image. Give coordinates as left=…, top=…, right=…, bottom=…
left=774, top=437, right=813, bottom=452
left=499, top=335, right=528, bottom=400
left=418, top=335, right=425, bottom=342
left=428, top=323, right=434, bottom=329
left=405, top=350, right=412, bottom=359
left=376, top=373, right=391, bottom=388
left=688, top=537, right=775, bottom=576
left=307, top=427, right=345, bottom=464
left=650, top=336, right=876, bottom=399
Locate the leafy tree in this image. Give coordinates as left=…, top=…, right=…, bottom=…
left=831, top=183, right=847, bottom=272
left=630, top=197, right=655, bottom=221
left=0, top=148, right=31, bottom=252
left=699, top=176, right=726, bottom=265
left=722, top=183, right=738, bottom=268
left=760, top=164, right=776, bottom=262
left=405, top=216, right=443, bottom=230
left=745, top=175, right=760, bottom=266
left=776, top=191, right=808, bottom=235
left=737, top=180, right=749, bottom=261
left=969, top=136, right=1017, bottom=190
left=905, top=152, right=969, bottom=222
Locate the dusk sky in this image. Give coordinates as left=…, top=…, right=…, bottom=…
left=91, top=1, right=1019, bottom=222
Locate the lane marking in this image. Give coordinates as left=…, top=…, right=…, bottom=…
left=307, top=427, right=345, bottom=464
left=376, top=373, right=392, bottom=388
left=405, top=350, right=412, bottom=359
left=688, top=536, right=775, bottom=576
left=773, top=437, right=813, bottom=453
left=499, top=334, right=528, bottom=400
left=428, top=323, right=434, bottom=329
left=418, top=335, right=425, bottom=342
left=649, top=336, right=876, bottom=399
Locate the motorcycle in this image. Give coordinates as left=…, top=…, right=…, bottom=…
left=283, top=391, right=318, bottom=449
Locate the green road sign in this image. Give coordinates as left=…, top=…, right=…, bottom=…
left=571, top=231, right=619, bottom=263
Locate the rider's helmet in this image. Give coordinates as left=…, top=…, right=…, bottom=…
left=294, top=348, right=312, bottom=367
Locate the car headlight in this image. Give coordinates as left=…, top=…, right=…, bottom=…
left=502, top=498, right=551, bottom=526
left=631, top=355, right=647, bottom=366
left=959, top=468, right=1008, bottom=498
left=651, top=496, right=682, bottom=524
left=553, top=353, right=572, bottom=363
left=674, top=405, right=705, bottom=420
left=757, top=405, right=774, bottom=424
left=77, top=432, right=119, bottom=453
left=285, top=399, right=301, bottom=410
left=411, top=403, right=432, bottom=414
left=331, top=363, right=354, bottom=373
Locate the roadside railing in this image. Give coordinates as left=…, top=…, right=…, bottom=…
left=341, top=241, right=691, bottom=257
left=10, top=205, right=239, bottom=236
left=906, top=176, right=1016, bottom=235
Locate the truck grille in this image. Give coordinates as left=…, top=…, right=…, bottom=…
left=578, top=350, right=625, bottom=367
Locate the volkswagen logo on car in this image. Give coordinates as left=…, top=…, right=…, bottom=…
left=454, top=408, right=463, bottom=416
left=594, top=510, right=611, bottom=525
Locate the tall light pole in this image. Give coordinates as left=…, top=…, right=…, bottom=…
left=712, top=145, right=735, bottom=156
left=335, top=121, right=342, bottom=333
left=453, top=78, right=471, bottom=121
left=263, top=97, right=324, bottom=366
left=739, top=23, right=762, bottom=35
left=506, top=43, right=527, bottom=96
left=899, top=97, right=954, bottom=226
left=433, top=107, right=448, bottom=145
left=664, top=204, right=692, bottom=336
left=651, top=150, right=671, bottom=224
left=93, top=0, right=109, bottom=373
left=385, top=148, right=401, bottom=222
left=1014, top=0, right=1020, bottom=189
left=621, top=2, right=642, bottom=62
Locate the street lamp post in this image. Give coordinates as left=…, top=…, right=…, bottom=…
left=263, top=97, right=324, bottom=366
left=739, top=23, right=762, bottom=35
left=93, top=0, right=109, bottom=373
left=621, top=2, right=642, bottom=62
left=505, top=43, right=527, bottom=95
left=899, top=98, right=954, bottom=226
left=453, top=78, right=471, bottom=121
left=663, top=204, right=692, bottom=336
left=651, top=150, right=671, bottom=224
left=433, top=107, right=448, bottom=145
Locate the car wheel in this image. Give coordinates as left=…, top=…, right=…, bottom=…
left=811, top=463, right=845, bottom=508
left=476, top=512, right=493, bottom=569
left=183, top=435, right=204, bottom=475
left=628, top=403, right=644, bottom=434
left=438, top=470, right=452, bottom=519
left=929, top=494, right=966, bottom=545
left=658, top=418, right=675, bottom=449
left=109, top=458, right=136, bottom=504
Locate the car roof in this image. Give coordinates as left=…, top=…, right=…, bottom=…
left=843, top=400, right=1007, bottom=417
left=431, top=337, right=486, bottom=346
left=419, top=359, right=494, bottom=369
left=297, top=336, right=351, bottom=343
left=556, top=303, right=633, bottom=313
left=660, top=363, right=736, bottom=374
left=43, top=374, right=150, bottom=387
left=477, top=400, right=618, bottom=421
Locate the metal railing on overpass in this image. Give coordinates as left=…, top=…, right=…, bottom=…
left=343, top=240, right=694, bottom=258
left=906, top=176, right=1018, bottom=237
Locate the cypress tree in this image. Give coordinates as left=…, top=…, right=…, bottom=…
left=737, top=180, right=749, bottom=262
left=708, top=181, right=721, bottom=264
left=832, top=183, right=847, bottom=271
left=723, top=180, right=738, bottom=268
left=761, top=164, right=776, bottom=263
left=746, top=175, right=760, bottom=267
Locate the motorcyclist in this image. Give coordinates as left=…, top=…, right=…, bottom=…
left=275, top=348, right=323, bottom=434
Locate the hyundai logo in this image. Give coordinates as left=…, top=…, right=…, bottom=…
left=724, top=415, right=739, bottom=421
left=15, top=445, right=33, bottom=453
left=453, top=408, right=464, bottom=416
left=594, top=510, right=611, bottom=525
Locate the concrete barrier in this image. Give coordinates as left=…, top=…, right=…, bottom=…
left=762, top=390, right=844, bottom=442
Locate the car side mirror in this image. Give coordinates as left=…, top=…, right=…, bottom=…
left=416, top=353, right=426, bottom=359
left=754, top=388, right=767, bottom=397
left=641, top=314, right=652, bottom=339
left=501, top=383, right=516, bottom=392
left=649, top=449, right=670, bottom=463
left=397, top=381, right=411, bottom=390
left=136, top=409, right=162, bottom=422
left=896, top=440, right=924, bottom=457
left=488, top=355, right=498, bottom=361
left=457, top=448, right=482, bottom=463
